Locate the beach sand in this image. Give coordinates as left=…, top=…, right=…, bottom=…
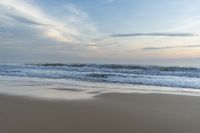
left=1, top=93, right=200, bottom=133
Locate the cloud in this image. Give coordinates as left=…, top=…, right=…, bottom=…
left=0, top=0, right=98, bottom=44
left=143, top=44, right=200, bottom=50
left=7, top=14, right=56, bottom=26
left=104, top=0, right=116, bottom=3
left=110, top=32, right=197, bottom=37
left=143, top=46, right=175, bottom=50
left=64, top=4, right=88, bottom=17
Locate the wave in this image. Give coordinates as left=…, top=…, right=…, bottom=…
left=31, top=63, right=200, bottom=71
left=33, top=63, right=88, bottom=67
left=0, top=64, right=200, bottom=89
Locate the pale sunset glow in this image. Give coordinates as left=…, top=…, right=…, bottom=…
left=0, top=0, right=200, bottom=66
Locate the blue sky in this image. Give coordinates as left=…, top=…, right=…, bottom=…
left=0, top=0, right=200, bottom=66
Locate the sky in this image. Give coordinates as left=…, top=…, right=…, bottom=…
left=0, top=0, right=200, bottom=66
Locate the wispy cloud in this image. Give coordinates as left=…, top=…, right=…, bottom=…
left=7, top=14, right=56, bottom=26
left=110, top=32, right=197, bottom=37
left=0, top=0, right=98, bottom=44
left=143, top=44, right=200, bottom=51
left=104, top=0, right=116, bottom=3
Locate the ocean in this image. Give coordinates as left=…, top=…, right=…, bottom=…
left=0, top=64, right=200, bottom=99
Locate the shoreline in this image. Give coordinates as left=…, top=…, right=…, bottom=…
left=1, top=75, right=200, bottom=100
left=1, top=93, right=200, bottom=133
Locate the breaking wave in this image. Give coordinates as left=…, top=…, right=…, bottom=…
left=0, top=64, right=200, bottom=89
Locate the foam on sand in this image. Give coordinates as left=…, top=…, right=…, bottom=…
left=1, top=76, right=200, bottom=100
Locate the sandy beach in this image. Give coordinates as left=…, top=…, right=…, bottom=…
left=1, top=93, right=200, bottom=133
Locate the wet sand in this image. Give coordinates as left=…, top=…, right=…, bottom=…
left=1, top=93, right=200, bottom=133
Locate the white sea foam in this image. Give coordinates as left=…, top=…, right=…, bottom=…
left=1, top=64, right=200, bottom=89
left=1, top=76, right=200, bottom=100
